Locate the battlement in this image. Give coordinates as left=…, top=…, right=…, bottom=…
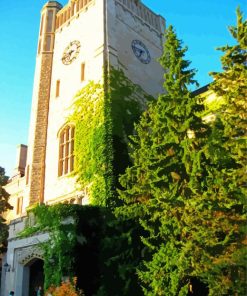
left=56, top=0, right=94, bottom=30
left=55, top=0, right=164, bottom=33
left=117, top=0, right=165, bottom=33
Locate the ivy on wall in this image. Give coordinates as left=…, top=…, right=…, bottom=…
left=70, top=67, right=152, bottom=207
left=20, top=203, right=145, bottom=295
left=20, top=204, right=102, bottom=292
left=19, top=67, right=152, bottom=292
left=70, top=81, right=111, bottom=206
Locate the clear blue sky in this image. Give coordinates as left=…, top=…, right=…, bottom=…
left=0, top=0, right=246, bottom=176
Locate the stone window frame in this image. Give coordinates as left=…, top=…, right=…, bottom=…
left=58, top=124, right=75, bottom=177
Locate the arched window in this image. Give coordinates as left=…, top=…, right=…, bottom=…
left=58, top=125, right=75, bottom=176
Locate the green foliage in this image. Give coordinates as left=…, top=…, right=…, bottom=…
left=0, top=167, right=9, bottom=185
left=97, top=213, right=144, bottom=296
left=117, top=10, right=247, bottom=296
left=20, top=203, right=144, bottom=295
left=201, top=8, right=247, bottom=294
left=70, top=81, right=111, bottom=206
left=20, top=204, right=79, bottom=288
left=20, top=204, right=103, bottom=292
left=70, top=68, right=150, bottom=207
left=108, top=68, right=152, bottom=182
left=0, top=166, right=12, bottom=252
left=18, top=68, right=151, bottom=294
left=117, top=25, right=207, bottom=295
left=93, top=68, right=151, bottom=294
left=210, top=6, right=247, bottom=166
left=69, top=68, right=151, bottom=294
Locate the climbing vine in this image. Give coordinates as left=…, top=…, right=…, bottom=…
left=70, top=67, right=152, bottom=207
left=19, top=68, right=152, bottom=292
left=20, top=204, right=102, bottom=291
left=70, top=82, right=109, bottom=206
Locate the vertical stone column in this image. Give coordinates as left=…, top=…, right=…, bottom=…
left=26, top=2, right=62, bottom=206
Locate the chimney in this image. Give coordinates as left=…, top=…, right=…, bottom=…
left=13, top=144, right=28, bottom=177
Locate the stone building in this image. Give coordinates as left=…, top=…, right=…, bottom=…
left=1, top=0, right=166, bottom=295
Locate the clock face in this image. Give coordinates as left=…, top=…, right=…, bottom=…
left=62, top=40, right=81, bottom=65
left=131, top=40, right=151, bottom=64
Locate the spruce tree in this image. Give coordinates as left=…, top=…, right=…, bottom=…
left=117, top=25, right=208, bottom=295
left=179, top=9, right=247, bottom=295
left=195, top=8, right=247, bottom=294
left=210, top=7, right=246, bottom=175
left=117, top=10, right=246, bottom=295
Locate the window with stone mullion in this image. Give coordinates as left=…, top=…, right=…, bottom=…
left=58, top=125, right=75, bottom=176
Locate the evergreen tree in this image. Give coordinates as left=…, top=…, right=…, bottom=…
left=0, top=167, right=8, bottom=185
left=117, top=25, right=208, bottom=295
left=210, top=7, right=246, bottom=176
left=117, top=9, right=247, bottom=296
left=170, top=9, right=247, bottom=295
left=196, top=8, right=247, bottom=294
left=0, top=167, right=12, bottom=252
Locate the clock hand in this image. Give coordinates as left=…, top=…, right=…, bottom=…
left=63, top=52, right=74, bottom=63
left=68, top=49, right=75, bottom=55
left=135, top=47, right=144, bottom=58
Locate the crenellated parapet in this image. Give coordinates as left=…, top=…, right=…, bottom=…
left=55, top=0, right=164, bottom=33
left=116, top=0, right=165, bottom=33
left=55, top=0, right=94, bottom=30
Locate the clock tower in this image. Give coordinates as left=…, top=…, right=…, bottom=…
left=24, top=0, right=165, bottom=208
left=2, top=2, right=165, bottom=294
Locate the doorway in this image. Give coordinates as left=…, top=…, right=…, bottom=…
left=28, top=259, right=44, bottom=296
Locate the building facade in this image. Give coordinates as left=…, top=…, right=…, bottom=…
left=1, top=0, right=165, bottom=295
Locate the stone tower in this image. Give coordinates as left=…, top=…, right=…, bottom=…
left=23, top=0, right=165, bottom=208
left=2, top=2, right=165, bottom=293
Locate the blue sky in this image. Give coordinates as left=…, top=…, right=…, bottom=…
left=0, top=0, right=246, bottom=176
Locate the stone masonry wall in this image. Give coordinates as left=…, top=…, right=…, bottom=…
left=29, top=54, right=53, bottom=205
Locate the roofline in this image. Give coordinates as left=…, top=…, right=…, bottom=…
left=192, top=83, right=211, bottom=96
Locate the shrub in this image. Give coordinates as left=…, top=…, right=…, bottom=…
left=45, top=278, right=84, bottom=296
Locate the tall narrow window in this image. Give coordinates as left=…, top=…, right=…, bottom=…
left=26, top=165, right=30, bottom=185
left=58, top=125, right=75, bottom=176
left=40, top=14, right=44, bottom=36
left=81, top=63, right=85, bottom=81
left=16, top=197, right=23, bottom=215
left=56, top=80, right=60, bottom=97
left=46, top=10, right=54, bottom=32
left=44, top=35, right=52, bottom=52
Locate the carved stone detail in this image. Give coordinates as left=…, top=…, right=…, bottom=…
left=17, top=245, right=44, bottom=265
